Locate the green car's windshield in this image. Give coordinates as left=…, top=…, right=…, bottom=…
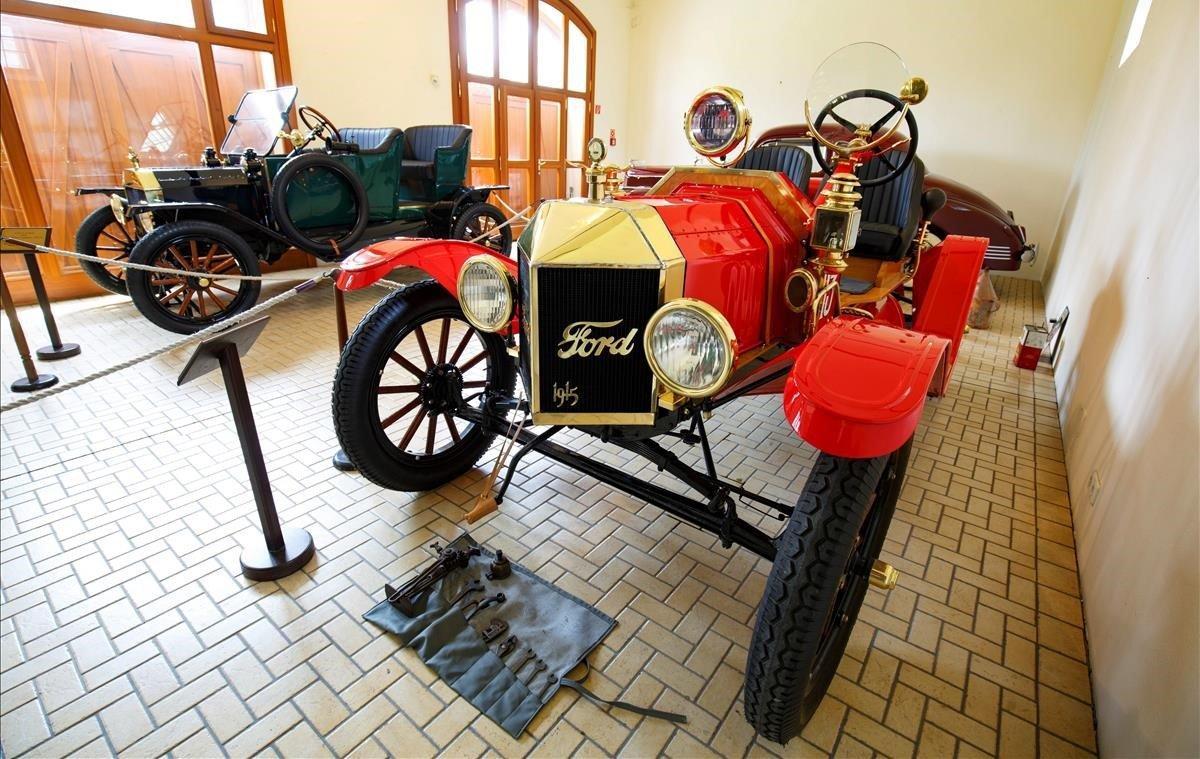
left=220, top=86, right=298, bottom=156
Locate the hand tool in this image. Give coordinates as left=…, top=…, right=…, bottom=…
left=536, top=673, right=557, bottom=700
left=497, top=634, right=519, bottom=658
left=447, top=580, right=483, bottom=606
left=510, top=646, right=535, bottom=675
left=522, top=658, right=547, bottom=685
left=486, top=550, right=512, bottom=580
left=461, top=592, right=506, bottom=620
left=384, top=544, right=480, bottom=616
left=481, top=618, right=509, bottom=643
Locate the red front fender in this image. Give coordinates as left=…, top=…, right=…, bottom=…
left=335, top=238, right=516, bottom=294
left=783, top=316, right=949, bottom=459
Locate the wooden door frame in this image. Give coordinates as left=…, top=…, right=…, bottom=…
left=446, top=0, right=596, bottom=208
left=0, top=0, right=294, bottom=304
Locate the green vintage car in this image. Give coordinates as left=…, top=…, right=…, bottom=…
left=74, top=86, right=511, bottom=334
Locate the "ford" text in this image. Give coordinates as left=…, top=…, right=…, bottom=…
left=556, top=320, right=639, bottom=358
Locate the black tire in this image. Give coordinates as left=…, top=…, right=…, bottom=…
left=744, top=439, right=913, bottom=743
left=271, top=152, right=370, bottom=258
left=451, top=202, right=512, bottom=255
left=75, top=204, right=138, bottom=295
left=125, top=220, right=261, bottom=334
left=332, top=279, right=516, bottom=491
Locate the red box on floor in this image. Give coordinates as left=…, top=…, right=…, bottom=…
left=1014, top=324, right=1049, bottom=369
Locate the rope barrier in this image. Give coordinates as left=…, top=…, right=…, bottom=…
left=0, top=272, right=333, bottom=414
left=0, top=201, right=532, bottom=414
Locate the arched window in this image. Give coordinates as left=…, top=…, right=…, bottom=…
left=448, top=0, right=595, bottom=215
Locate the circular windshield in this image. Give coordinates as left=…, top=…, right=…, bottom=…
left=806, top=42, right=910, bottom=136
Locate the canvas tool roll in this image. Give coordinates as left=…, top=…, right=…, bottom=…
left=364, top=533, right=686, bottom=737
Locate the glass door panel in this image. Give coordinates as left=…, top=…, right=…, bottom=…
left=210, top=0, right=269, bottom=34
left=463, top=0, right=495, bottom=77
left=536, top=2, right=563, bottom=88
left=0, top=137, right=33, bottom=275
left=567, top=21, right=586, bottom=92
left=506, top=168, right=530, bottom=211
left=566, top=97, right=585, bottom=161
left=506, top=95, right=530, bottom=161
left=538, top=99, right=560, bottom=161
left=498, top=0, right=528, bottom=82
left=212, top=46, right=276, bottom=120
left=467, top=82, right=497, bottom=159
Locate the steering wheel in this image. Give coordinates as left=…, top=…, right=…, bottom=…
left=809, top=89, right=918, bottom=187
left=297, top=105, right=341, bottom=147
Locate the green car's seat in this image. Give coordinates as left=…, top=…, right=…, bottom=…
left=400, top=125, right=472, bottom=200
left=339, top=127, right=402, bottom=154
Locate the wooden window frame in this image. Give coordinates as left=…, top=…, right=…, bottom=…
left=447, top=0, right=596, bottom=210
left=0, top=0, right=294, bottom=303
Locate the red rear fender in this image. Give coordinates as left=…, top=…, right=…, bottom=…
left=335, top=238, right=516, bottom=294
left=783, top=316, right=949, bottom=459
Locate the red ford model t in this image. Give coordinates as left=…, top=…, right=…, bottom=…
left=329, top=43, right=986, bottom=742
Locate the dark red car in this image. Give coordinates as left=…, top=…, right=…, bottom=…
left=623, top=123, right=1035, bottom=271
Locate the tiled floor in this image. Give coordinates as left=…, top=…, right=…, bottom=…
left=0, top=274, right=1096, bottom=757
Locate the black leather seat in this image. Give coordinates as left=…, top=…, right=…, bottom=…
left=851, top=155, right=925, bottom=260
left=401, top=125, right=471, bottom=180
left=338, top=127, right=402, bottom=154
left=735, top=142, right=813, bottom=189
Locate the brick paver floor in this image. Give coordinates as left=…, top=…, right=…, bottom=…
left=0, top=274, right=1096, bottom=757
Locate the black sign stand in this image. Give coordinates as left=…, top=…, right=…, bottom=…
left=177, top=316, right=315, bottom=580
left=24, top=251, right=80, bottom=360
left=0, top=227, right=79, bottom=361
left=0, top=268, right=57, bottom=392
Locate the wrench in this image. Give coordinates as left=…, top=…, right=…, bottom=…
left=536, top=672, right=558, bottom=700
left=510, top=646, right=535, bottom=675
left=522, top=658, right=547, bottom=686
left=448, top=580, right=483, bottom=606
left=497, top=634, right=519, bottom=658
left=462, top=592, right=506, bottom=620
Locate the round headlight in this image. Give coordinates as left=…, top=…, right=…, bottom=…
left=645, top=299, right=737, bottom=398
left=457, top=255, right=513, bottom=332
left=684, top=86, right=751, bottom=158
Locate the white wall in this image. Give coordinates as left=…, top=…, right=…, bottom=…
left=1042, top=0, right=1199, bottom=754
left=624, top=0, right=1122, bottom=280
left=281, top=0, right=633, bottom=163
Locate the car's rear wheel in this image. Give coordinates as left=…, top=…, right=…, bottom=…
left=76, top=204, right=138, bottom=295
left=125, top=220, right=261, bottom=334
left=743, top=439, right=912, bottom=744
left=452, top=202, right=512, bottom=255
left=332, top=279, right=515, bottom=491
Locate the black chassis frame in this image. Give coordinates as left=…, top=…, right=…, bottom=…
left=458, top=362, right=798, bottom=562
left=74, top=182, right=509, bottom=264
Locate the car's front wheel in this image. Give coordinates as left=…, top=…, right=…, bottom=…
left=332, top=279, right=515, bottom=491
left=125, top=220, right=262, bottom=334
left=451, top=202, right=512, bottom=255
left=743, top=439, right=912, bottom=743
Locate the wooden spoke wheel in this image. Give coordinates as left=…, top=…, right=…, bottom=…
left=75, top=204, right=139, bottom=295
left=125, top=220, right=261, bottom=334
left=332, top=279, right=516, bottom=492
left=452, top=202, right=512, bottom=255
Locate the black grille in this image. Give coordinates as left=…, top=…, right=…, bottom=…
left=519, top=257, right=660, bottom=417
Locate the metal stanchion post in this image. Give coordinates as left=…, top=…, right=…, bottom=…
left=23, top=252, right=81, bottom=360
left=331, top=285, right=357, bottom=472
left=0, top=267, right=58, bottom=393
left=178, top=316, right=315, bottom=580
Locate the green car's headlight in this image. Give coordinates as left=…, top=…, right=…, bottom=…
left=457, top=255, right=513, bottom=332
left=645, top=298, right=737, bottom=398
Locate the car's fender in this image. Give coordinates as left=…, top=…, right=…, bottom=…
left=782, top=316, right=949, bottom=459
left=335, top=238, right=516, bottom=293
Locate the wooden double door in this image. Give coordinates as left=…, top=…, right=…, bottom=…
left=1, top=13, right=280, bottom=303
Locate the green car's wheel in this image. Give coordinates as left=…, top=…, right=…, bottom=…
left=125, top=220, right=261, bottom=334
left=452, top=202, right=512, bottom=255
left=75, top=204, right=138, bottom=295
